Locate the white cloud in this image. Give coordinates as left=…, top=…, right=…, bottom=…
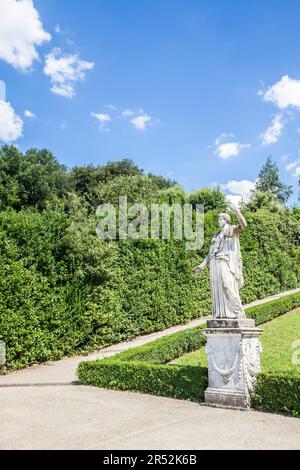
left=0, top=99, right=23, bottom=142
left=285, top=157, right=300, bottom=178
left=91, top=112, right=111, bottom=123
left=293, top=167, right=300, bottom=178
left=24, top=109, right=36, bottom=118
left=215, top=142, right=250, bottom=159
left=261, top=114, right=283, bottom=145
left=130, top=113, right=152, bottom=130
left=286, top=159, right=300, bottom=171
left=44, top=48, right=94, bottom=98
left=91, top=112, right=111, bottom=132
left=281, top=155, right=289, bottom=162
left=226, top=194, right=243, bottom=207
left=55, top=24, right=61, bottom=34
left=262, top=75, right=300, bottom=109
left=0, top=0, right=51, bottom=71
left=122, top=108, right=154, bottom=130
left=122, top=109, right=135, bottom=117
left=214, top=132, right=234, bottom=146
left=104, top=104, right=116, bottom=110
left=223, top=179, right=255, bottom=202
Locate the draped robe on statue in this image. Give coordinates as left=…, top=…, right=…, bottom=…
left=208, top=224, right=245, bottom=319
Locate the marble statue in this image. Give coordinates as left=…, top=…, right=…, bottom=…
left=193, top=202, right=247, bottom=319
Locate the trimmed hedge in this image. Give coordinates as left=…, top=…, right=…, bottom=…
left=246, top=291, right=300, bottom=325
left=77, top=326, right=208, bottom=402
left=78, top=292, right=300, bottom=416
left=252, top=371, right=300, bottom=417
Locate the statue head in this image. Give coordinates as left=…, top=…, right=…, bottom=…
left=218, top=213, right=231, bottom=228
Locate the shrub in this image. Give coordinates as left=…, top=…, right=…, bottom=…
left=77, top=326, right=208, bottom=402
left=252, top=371, right=300, bottom=417
left=78, top=293, right=300, bottom=416
left=246, top=291, right=300, bottom=325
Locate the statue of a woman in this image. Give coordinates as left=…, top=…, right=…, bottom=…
left=193, top=202, right=247, bottom=319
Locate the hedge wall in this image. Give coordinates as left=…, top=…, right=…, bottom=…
left=1, top=206, right=300, bottom=371
left=78, top=292, right=300, bottom=417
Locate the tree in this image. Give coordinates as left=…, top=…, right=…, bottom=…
left=245, top=190, right=286, bottom=213
left=147, top=173, right=177, bottom=190
left=69, top=159, right=144, bottom=207
left=255, top=156, right=293, bottom=203
left=0, top=146, right=68, bottom=210
left=158, top=185, right=188, bottom=205
left=94, top=175, right=161, bottom=206
left=189, top=187, right=226, bottom=212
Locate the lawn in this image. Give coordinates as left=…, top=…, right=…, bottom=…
left=172, top=308, right=300, bottom=373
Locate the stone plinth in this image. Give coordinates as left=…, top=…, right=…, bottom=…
left=203, top=319, right=262, bottom=410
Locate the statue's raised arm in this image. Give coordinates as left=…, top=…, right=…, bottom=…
left=227, top=201, right=247, bottom=234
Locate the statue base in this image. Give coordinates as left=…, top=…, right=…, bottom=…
left=203, top=318, right=262, bottom=410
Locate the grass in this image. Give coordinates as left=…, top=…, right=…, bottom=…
left=172, top=308, right=300, bottom=373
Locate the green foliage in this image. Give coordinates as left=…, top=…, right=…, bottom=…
left=157, top=185, right=189, bottom=205
left=244, top=190, right=286, bottom=213
left=189, top=187, right=226, bottom=212
left=93, top=175, right=161, bottom=206
left=147, top=173, right=177, bottom=190
left=0, top=146, right=68, bottom=210
left=255, top=156, right=293, bottom=204
left=77, top=326, right=208, bottom=402
left=246, top=292, right=300, bottom=325
left=69, top=159, right=143, bottom=207
left=252, top=371, right=300, bottom=417
left=78, top=294, right=300, bottom=416
left=0, top=145, right=300, bottom=374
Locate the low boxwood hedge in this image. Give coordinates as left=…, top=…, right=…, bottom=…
left=252, top=371, right=300, bottom=417
left=246, top=291, right=300, bottom=325
left=77, top=291, right=300, bottom=415
left=77, top=326, right=208, bottom=401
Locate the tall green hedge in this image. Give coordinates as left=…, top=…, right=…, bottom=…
left=0, top=205, right=300, bottom=371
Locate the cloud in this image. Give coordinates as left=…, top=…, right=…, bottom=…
left=55, top=24, right=61, bottom=34
left=214, top=132, right=234, bottom=146
left=122, top=109, right=135, bottom=117
left=44, top=48, right=94, bottom=98
left=293, top=167, right=300, bottom=178
left=223, top=179, right=255, bottom=202
left=0, top=99, right=23, bottom=142
left=262, top=75, right=300, bottom=109
left=285, top=157, right=300, bottom=177
left=122, top=108, right=154, bottom=130
left=215, top=142, right=250, bottom=159
left=130, top=113, right=152, bottom=130
left=104, top=104, right=117, bottom=110
left=0, top=0, right=51, bottom=71
left=261, top=114, right=283, bottom=145
left=24, top=109, right=36, bottom=118
left=91, top=112, right=111, bottom=132
left=226, top=194, right=243, bottom=207
left=213, top=132, right=250, bottom=159
left=286, top=158, right=300, bottom=171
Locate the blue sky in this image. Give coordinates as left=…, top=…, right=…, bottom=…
left=1, top=0, right=300, bottom=204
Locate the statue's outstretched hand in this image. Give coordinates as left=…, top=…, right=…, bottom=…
left=192, top=262, right=205, bottom=276
left=227, top=201, right=238, bottom=213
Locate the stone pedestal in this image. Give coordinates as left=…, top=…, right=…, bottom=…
left=203, top=319, right=262, bottom=410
